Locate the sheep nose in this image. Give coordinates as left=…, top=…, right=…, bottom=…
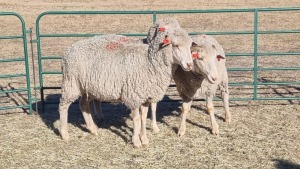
left=211, top=75, right=218, bottom=82
left=187, top=63, right=193, bottom=70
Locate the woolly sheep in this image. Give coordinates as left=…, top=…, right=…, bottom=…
left=150, top=34, right=231, bottom=136
left=176, top=34, right=231, bottom=136
left=91, top=17, right=182, bottom=130
left=59, top=18, right=194, bottom=148
left=89, top=17, right=181, bottom=122
left=90, top=34, right=231, bottom=136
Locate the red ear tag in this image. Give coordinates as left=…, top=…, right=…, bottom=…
left=192, top=53, right=198, bottom=59
left=159, top=27, right=165, bottom=32
left=163, top=39, right=170, bottom=44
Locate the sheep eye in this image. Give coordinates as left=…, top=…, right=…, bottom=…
left=173, top=45, right=179, bottom=48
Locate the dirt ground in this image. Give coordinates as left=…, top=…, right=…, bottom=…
left=1, top=1, right=300, bottom=169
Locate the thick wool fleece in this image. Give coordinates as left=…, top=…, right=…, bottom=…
left=61, top=28, right=191, bottom=110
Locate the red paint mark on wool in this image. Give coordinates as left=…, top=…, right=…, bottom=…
left=106, top=42, right=119, bottom=50
left=119, top=37, right=129, bottom=42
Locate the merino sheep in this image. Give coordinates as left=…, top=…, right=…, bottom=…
left=150, top=34, right=231, bottom=136
left=176, top=34, right=231, bottom=136
left=59, top=18, right=193, bottom=148
left=90, top=34, right=231, bottom=136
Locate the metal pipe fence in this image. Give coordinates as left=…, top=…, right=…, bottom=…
left=3, top=8, right=299, bottom=113
left=0, top=12, right=33, bottom=114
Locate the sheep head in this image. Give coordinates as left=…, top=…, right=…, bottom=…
left=147, top=17, right=180, bottom=44
left=147, top=18, right=193, bottom=71
left=168, top=29, right=194, bottom=71
left=191, top=42, right=225, bottom=84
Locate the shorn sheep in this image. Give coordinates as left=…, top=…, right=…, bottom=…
left=150, top=34, right=231, bottom=136
left=59, top=18, right=194, bottom=148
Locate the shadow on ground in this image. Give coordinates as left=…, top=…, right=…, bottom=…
left=31, top=94, right=184, bottom=142
left=272, top=159, right=300, bottom=169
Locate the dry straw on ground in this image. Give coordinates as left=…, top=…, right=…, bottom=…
left=1, top=1, right=300, bottom=168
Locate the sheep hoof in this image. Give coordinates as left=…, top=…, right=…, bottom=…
left=152, top=125, right=160, bottom=133
left=212, top=127, right=219, bottom=135
left=89, top=126, right=98, bottom=135
left=60, top=132, right=69, bottom=140
left=90, top=130, right=98, bottom=136
left=140, top=135, right=149, bottom=146
left=177, top=127, right=186, bottom=137
left=225, top=116, right=232, bottom=124
left=132, top=137, right=142, bottom=148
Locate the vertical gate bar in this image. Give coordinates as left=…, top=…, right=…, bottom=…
left=152, top=12, right=157, bottom=23
left=35, top=18, right=45, bottom=112
left=29, top=28, right=39, bottom=113
left=19, top=13, right=32, bottom=114
left=253, top=9, right=259, bottom=100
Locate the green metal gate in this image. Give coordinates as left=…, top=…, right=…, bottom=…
left=35, top=8, right=300, bottom=111
left=0, top=12, right=33, bottom=114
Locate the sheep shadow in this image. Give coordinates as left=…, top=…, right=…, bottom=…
left=272, top=159, right=300, bottom=169
left=168, top=102, right=224, bottom=134
left=32, top=94, right=132, bottom=143
left=155, top=96, right=227, bottom=134
left=32, top=94, right=235, bottom=141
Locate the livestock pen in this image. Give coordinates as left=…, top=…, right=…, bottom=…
left=0, top=3, right=299, bottom=168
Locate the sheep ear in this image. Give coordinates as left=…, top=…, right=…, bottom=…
left=192, top=42, right=198, bottom=47
left=216, top=55, right=225, bottom=61
left=212, top=44, right=225, bottom=61
left=163, top=35, right=170, bottom=45
left=147, top=24, right=159, bottom=44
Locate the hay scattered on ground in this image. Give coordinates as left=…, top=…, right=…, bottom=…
left=1, top=1, right=300, bottom=168
left=0, top=100, right=299, bottom=168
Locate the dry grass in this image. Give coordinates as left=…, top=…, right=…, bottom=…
left=1, top=1, right=300, bottom=168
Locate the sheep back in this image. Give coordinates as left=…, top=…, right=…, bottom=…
left=62, top=34, right=173, bottom=109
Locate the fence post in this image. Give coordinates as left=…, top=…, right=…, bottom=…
left=253, top=9, right=259, bottom=100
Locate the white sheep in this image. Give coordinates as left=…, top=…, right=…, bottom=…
left=176, top=34, right=231, bottom=136
left=89, top=34, right=231, bottom=136
left=59, top=18, right=194, bottom=148
left=149, top=34, right=231, bottom=136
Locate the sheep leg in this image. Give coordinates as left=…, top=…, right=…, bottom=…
left=221, top=90, right=231, bottom=124
left=150, top=102, right=160, bottom=133
left=92, top=100, right=104, bottom=120
left=80, top=96, right=98, bottom=135
left=178, top=101, right=192, bottom=137
left=59, top=100, right=72, bottom=140
left=131, top=108, right=142, bottom=148
left=140, top=103, right=150, bottom=146
left=207, top=95, right=219, bottom=135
